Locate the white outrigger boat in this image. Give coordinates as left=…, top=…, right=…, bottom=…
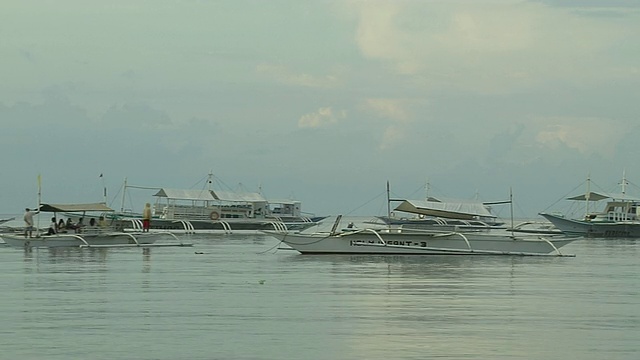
left=263, top=216, right=578, bottom=256
left=0, top=217, right=15, bottom=226
left=109, top=174, right=325, bottom=234
left=539, top=172, right=640, bottom=238
left=0, top=203, right=191, bottom=249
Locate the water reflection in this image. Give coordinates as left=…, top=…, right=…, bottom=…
left=276, top=252, right=567, bottom=279
left=142, top=247, right=151, bottom=273
left=19, top=247, right=158, bottom=276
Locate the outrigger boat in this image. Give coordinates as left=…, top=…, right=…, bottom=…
left=370, top=181, right=508, bottom=231
left=539, top=173, right=640, bottom=238
left=0, top=203, right=191, bottom=249
left=0, top=217, right=15, bottom=226
left=263, top=215, right=577, bottom=256
left=110, top=175, right=326, bottom=234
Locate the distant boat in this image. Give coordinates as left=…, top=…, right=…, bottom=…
left=539, top=172, right=640, bottom=238
left=372, top=181, right=507, bottom=231
left=0, top=217, right=15, bottom=225
left=377, top=198, right=507, bottom=231
left=110, top=174, right=326, bottom=234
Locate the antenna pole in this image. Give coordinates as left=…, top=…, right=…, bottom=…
left=120, top=177, right=128, bottom=213
left=36, top=174, right=42, bottom=237
left=509, top=187, right=514, bottom=236
left=585, top=174, right=591, bottom=218
left=100, top=173, right=107, bottom=204
left=386, top=181, right=391, bottom=223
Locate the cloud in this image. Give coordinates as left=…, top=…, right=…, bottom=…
left=298, top=107, right=346, bottom=128
left=379, top=125, right=406, bottom=151
left=348, top=1, right=640, bottom=93
left=359, top=98, right=416, bottom=150
left=535, top=117, right=626, bottom=157
left=362, top=98, right=413, bottom=122
left=256, top=63, right=340, bottom=88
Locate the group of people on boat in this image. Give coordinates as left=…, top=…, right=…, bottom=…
left=45, top=216, right=106, bottom=235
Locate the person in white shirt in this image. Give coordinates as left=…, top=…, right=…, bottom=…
left=23, top=207, right=39, bottom=238
left=47, top=217, right=57, bottom=235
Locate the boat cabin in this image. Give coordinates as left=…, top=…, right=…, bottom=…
left=590, top=200, right=640, bottom=222
left=151, top=188, right=303, bottom=221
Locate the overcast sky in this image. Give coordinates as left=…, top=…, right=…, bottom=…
left=2, top=0, right=640, bottom=219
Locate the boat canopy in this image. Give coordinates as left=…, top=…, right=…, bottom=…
left=153, top=188, right=217, bottom=201
left=153, top=188, right=268, bottom=203
left=394, top=199, right=496, bottom=219
left=565, top=192, right=640, bottom=202
left=212, top=190, right=267, bottom=203
left=39, top=203, right=114, bottom=213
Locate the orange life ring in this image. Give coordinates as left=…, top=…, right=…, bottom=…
left=210, top=211, right=220, bottom=220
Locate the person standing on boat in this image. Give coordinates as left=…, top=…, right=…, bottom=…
left=142, top=203, right=152, bottom=232
left=23, top=207, right=39, bottom=238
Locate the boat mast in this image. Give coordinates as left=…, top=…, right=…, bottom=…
left=585, top=174, right=591, bottom=218
left=100, top=173, right=107, bottom=204
left=425, top=178, right=430, bottom=200
left=36, top=174, right=42, bottom=236
left=509, top=187, right=514, bottom=236
left=386, top=181, right=391, bottom=222
left=620, top=169, right=627, bottom=195
left=207, top=171, right=213, bottom=192
left=120, top=177, right=128, bottom=213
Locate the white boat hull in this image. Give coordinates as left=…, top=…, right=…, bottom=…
left=265, top=229, right=578, bottom=256
left=540, top=213, right=640, bottom=238
left=0, top=232, right=159, bottom=249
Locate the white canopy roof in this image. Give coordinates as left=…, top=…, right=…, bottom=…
left=567, top=192, right=640, bottom=202
left=153, top=188, right=268, bottom=203
left=566, top=192, right=609, bottom=201
left=394, top=199, right=496, bottom=219
left=212, top=190, right=266, bottom=203
left=153, top=189, right=216, bottom=201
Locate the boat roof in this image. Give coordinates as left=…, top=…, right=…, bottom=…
left=153, top=188, right=267, bottom=203
left=39, top=203, right=114, bottom=212
left=212, top=190, right=266, bottom=203
left=153, top=188, right=217, bottom=201
left=567, top=192, right=640, bottom=202
left=394, top=199, right=496, bottom=218
left=268, top=199, right=302, bottom=205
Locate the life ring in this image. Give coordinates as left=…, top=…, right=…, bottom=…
left=210, top=211, right=220, bottom=220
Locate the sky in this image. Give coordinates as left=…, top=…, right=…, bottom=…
left=2, top=0, right=640, bottom=219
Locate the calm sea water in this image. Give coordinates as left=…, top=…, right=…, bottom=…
left=1, top=217, right=639, bottom=360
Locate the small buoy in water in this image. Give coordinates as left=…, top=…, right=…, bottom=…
left=258, top=280, right=265, bottom=285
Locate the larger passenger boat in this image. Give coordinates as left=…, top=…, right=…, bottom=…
left=110, top=176, right=326, bottom=234
left=539, top=173, right=640, bottom=238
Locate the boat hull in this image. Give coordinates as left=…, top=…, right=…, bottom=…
left=540, top=213, right=640, bottom=238
left=114, top=217, right=324, bottom=234
left=0, top=232, right=159, bottom=249
left=265, top=229, right=577, bottom=256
